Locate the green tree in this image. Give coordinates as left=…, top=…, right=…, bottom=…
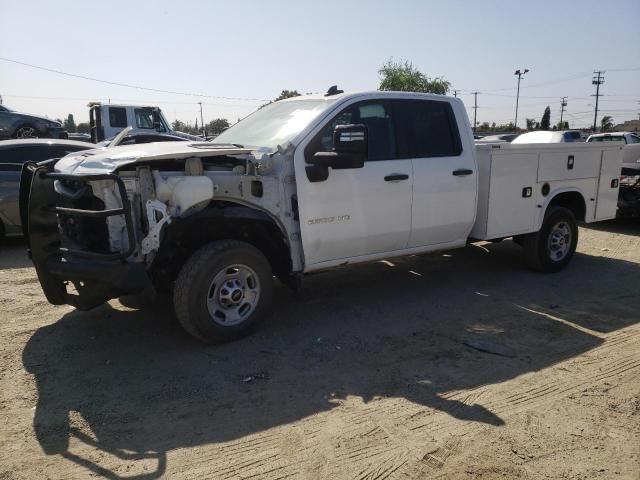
left=540, top=106, right=551, bottom=130
left=76, top=122, right=89, bottom=133
left=260, top=90, right=302, bottom=110
left=172, top=119, right=188, bottom=132
left=600, top=115, right=614, bottom=132
left=173, top=119, right=201, bottom=135
left=556, top=120, right=569, bottom=130
left=378, top=59, right=450, bottom=94
left=525, top=118, right=536, bottom=130
left=494, top=122, right=516, bottom=132
left=274, top=90, right=301, bottom=101
left=64, top=114, right=77, bottom=133
left=206, top=118, right=230, bottom=136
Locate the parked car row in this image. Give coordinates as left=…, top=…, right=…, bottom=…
left=0, top=133, right=192, bottom=239
left=475, top=130, right=640, bottom=146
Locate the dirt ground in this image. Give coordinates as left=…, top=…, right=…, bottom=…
left=0, top=220, right=639, bottom=480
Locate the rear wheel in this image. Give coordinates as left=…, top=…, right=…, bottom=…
left=173, top=240, right=274, bottom=343
left=14, top=125, right=38, bottom=139
left=523, top=206, right=578, bottom=272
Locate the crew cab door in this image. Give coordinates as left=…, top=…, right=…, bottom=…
left=392, top=99, right=477, bottom=247
left=294, top=100, right=412, bottom=268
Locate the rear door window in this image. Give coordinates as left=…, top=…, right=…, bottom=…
left=393, top=99, right=462, bottom=158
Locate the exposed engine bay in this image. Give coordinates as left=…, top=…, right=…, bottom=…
left=51, top=144, right=303, bottom=274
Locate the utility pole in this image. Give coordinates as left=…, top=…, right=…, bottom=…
left=472, top=92, right=479, bottom=132
left=198, top=102, right=205, bottom=137
left=453, top=89, right=459, bottom=98
left=560, top=97, right=567, bottom=128
left=592, top=71, right=605, bottom=131
left=514, top=68, right=529, bottom=129
left=0, top=94, right=3, bottom=105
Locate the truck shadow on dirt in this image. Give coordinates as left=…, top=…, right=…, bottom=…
left=22, top=240, right=640, bottom=479
left=582, top=217, right=640, bottom=237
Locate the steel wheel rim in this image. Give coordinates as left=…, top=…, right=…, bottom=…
left=547, top=221, right=572, bottom=261
left=206, top=264, right=260, bottom=326
left=16, top=126, right=37, bottom=139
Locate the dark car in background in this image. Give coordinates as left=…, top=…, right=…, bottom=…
left=0, top=105, right=68, bottom=139
left=0, top=139, right=92, bottom=238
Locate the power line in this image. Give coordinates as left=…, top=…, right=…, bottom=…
left=0, top=93, right=263, bottom=108
left=455, top=67, right=639, bottom=95
left=0, top=56, right=270, bottom=102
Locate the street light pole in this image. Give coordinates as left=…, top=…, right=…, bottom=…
left=198, top=101, right=205, bottom=137
left=472, top=92, right=479, bottom=133
left=514, top=68, right=529, bottom=129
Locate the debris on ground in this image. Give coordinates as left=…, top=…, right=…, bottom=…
left=241, top=371, right=269, bottom=383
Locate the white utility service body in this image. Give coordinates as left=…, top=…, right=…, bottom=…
left=23, top=90, right=624, bottom=343
left=471, top=142, right=622, bottom=240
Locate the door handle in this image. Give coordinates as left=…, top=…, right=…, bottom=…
left=384, top=174, right=409, bottom=182
left=452, top=168, right=473, bottom=177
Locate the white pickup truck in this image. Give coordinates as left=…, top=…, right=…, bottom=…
left=21, top=90, right=623, bottom=343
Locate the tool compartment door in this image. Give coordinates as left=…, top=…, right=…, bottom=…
left=485, top=152, right=539, bottom=238
left=595, top=148, right=623, bottom=220
left=538, top=149, right=601, bottom=182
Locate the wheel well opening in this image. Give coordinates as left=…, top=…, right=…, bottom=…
left=150, top=202, right=292, bottom=289
left=547, top=191, right=586, bottom=221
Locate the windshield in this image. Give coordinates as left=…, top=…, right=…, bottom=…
left=212, top=99, right=335, bottom=149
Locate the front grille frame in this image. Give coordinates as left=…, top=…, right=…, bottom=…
left=46, top=171, right=137, bottom=260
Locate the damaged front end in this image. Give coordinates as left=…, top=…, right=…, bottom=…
left=20, top=162, right=151, bottom=309
left=20, top=141, right=296, bottom=311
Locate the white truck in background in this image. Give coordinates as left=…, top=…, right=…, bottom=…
left=21, top=90, right=624, bottom=343
left=88, top=103, right=201, bottom=143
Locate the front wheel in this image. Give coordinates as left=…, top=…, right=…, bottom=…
left=173, top=240, right=274, bottom=343
left=522, top=206, right=578, bottom=272
left=14, top=125, right=39, bottom=139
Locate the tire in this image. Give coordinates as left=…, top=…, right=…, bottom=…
left=173, top=240, right=274, bottom=343
left=523, top=206, right=578, bottom=272
left=13, top=124, right=39, bottom=139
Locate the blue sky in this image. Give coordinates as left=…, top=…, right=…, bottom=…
left=1, top=0, right=639, bottom=128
